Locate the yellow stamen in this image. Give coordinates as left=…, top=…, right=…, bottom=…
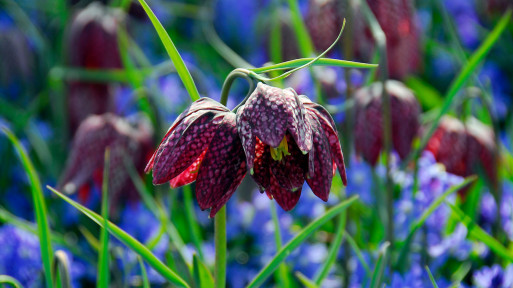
left=270, top=136, right=291, bottom=161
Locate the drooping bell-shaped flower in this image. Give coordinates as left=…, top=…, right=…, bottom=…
left=145, top=98, right=247, bottom=217
left=66, top=2, right=125, bottom=132
left=237, top=83, right=347, bottom=211
left=59, top=113, right=153, bottom=208
left=354, top=80, right=420, bottom=166
left=305, top=0, right=343, bottom=53
left=353, top=0, right=421, bottom=79
left=426, top=116, right=497, bottom=188
left=426, top=116, right=469, bottom=177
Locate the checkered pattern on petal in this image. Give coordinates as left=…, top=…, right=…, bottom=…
left=238, top=83, right=312, bottom=152
left=305, top=112, right=334, bottom=201
left=195, top=113, right=247, bottom=217
left=151, top=111, right=221, bottom=184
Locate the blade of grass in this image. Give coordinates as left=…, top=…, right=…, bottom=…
left=201, top=19, right=254, bottom=69
left=295, top=272, right=319, bottom=288
left=47, top=186, right=191, bottom=288
left=136, top=0, right=200, bottom=101
left=0, top=275, right=23, bottom=288
left=1, top=127, right=54, bottom=288
left=396, top=176, right=477, bottom=270
left=426, top=266, right=440, bottom=288
left=313, top=210, right=346, bottom=285
left=369, top=242, right=389, bottom=288
left=344, top=230, right=371, bottom=278
left=79, top=226, right=100, bottom=252
left=123, top=157, right=191, bottom=267
left=192, top=254, right=214, bottom=288
left=246, top=196, right=359, bottom=288
left=403, top=10, right=512, bottom=167
left=445, top=201, right=513, bottom=262
left=138, top=257, right=150, bottom=288
left=97, top=150, right=111, bottom=288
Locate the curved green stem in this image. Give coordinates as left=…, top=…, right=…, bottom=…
left=219, top=68, right=257, bottom=111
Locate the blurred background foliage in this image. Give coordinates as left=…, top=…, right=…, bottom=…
left=0, top=0, right=513, bottom=287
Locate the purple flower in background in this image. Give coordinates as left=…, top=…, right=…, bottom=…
left=118, top=202, right=170, bottom=285
left=479, top=61, right=512, bottom=119
left=478, top=182, right=513, bottom=241
left=59, top=113, right=153, bottom=211
left=443, top=0, right=480, bottom=49
left=428, top=224, right=472, bottom=269
left=214, top=0, right=268, bottom=61
left=393, top=152, right=463, bottom=240
left=0, top=225, right=41, bottom=287
left=473, top=264, right=513, bottom=288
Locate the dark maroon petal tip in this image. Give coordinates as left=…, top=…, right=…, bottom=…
left=195, top=114, right=247, bottom=217
left=269, top=134, right=307, bottom=191
left=268, top=174, right=302, bottom=211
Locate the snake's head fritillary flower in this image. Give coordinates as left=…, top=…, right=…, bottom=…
left=60, top=113, right=153, bottom=207
left=305, top=0, right=343, bottom=53
left=145, top=98, right=247, bottom=217
left=68, top=2, right=124, bottom=69
left=354, top=0, right=421, bottom=79
left=354, top=80, right=420, bottom=166
left=425, top=116, right=468, bottom=176
left=427, top=116, right=497, bottom=188
left=237, top=83, right=347, bottom=211
left=66, top=2, right=125, bottom=132
left=466, top=117, right=497, bottom=188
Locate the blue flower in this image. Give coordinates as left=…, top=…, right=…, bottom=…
left=473, top=264, right=513, bottom=288
left=479, top=61, right=512, bottom=119
left=443, top=0, right=480, bottom=49
left=0, top=225, right=42, bottom=287
left=345, top=157, right=374, bottom=206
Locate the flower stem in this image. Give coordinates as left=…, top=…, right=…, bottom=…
left=214, top=206, right=227, bottom=288
left=270, top=201, right=290, bottom=288
left=359, top=0, right=394, bottom=252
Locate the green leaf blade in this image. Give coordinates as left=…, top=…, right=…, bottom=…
left=1, top=127, right=54, bottom=288
left=192, top=254, right=214, bottom=288
left=136, top=0, right=200, bottom=101
left=369, top=242, right=389, bottom=288
left=47, top=186, right=191, bottom=288
left=246, top=196, right=359, bottom=288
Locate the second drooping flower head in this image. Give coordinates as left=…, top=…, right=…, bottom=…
left=237, top=83, right=347, bottom=211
